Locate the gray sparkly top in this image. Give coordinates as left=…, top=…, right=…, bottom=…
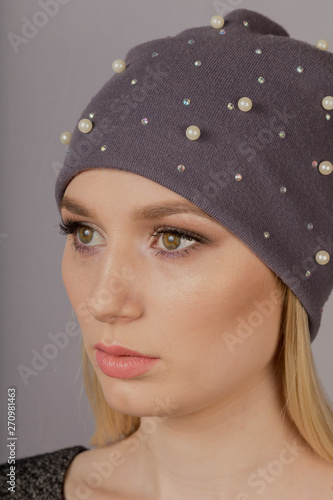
left=0, top=445, right=88, bottom=499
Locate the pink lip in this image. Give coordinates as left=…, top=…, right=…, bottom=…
left=94, top=343, right=160, bottom=379
left=94, top=343, right=156, bottom=358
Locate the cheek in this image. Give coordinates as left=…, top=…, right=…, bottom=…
left=61, top=245, right=72, bottom=297
left=61, top=243, right=86, bottom=309
left=61, top=251, right=101, bottom=353
left=149, top=250, right=283, bottom=382
left=152, top=249, right=278, bottom=339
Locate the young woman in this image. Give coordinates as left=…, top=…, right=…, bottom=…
left=1, top=7, right=332, bottom=500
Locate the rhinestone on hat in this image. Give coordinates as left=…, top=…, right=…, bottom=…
left=312, top=161, right=318, bottom=168
left=279, top=131, right=286, bottom=139
left=152, top=52, right=159, bottom=57
left=187, top=39, right=194, bottom=44
left=243, top=21, right=249, bottom=27
left=89, top=113, right=94, bottom=119
left=219, top=30, right=226, bottom=35
left=141, top=118, right=148, bottom=125
left=322, top=96, right=333, bottom=110
left=264, top=232, right=270, bottom=239
left=194, top=60, right=202, bottom=66
left=112, top=59, right=126, bottom=73
left=315, top=250, right=330, bottom=265
left=210, top=15, right=225, bottom=29
left=183, top=99, right=190, bottom=105
left=186, top=125, right=201, bottom=140
left=177, top=164, right=186, bottom=172
left=318, top=161, right=333, bottom=175
left=307, top=223, right=314, bottom=230
left=78, top=118, right=93, bottom=134
left=60, top=131, right=72, bottom=145
left=297, top=66, right=304, bottom=73
left=255, top=49, right=262, bottom=54
left=258, top=77, right=265, bottom=84
left=131, top=79, right=137, bottom=85
left=305, top=271, right=312, bottom=279
left=238, top=97, right=253, bottom=112
left=101, top=145, right=107, bottom=151
left=280, top=186, right=287, bottom=193
left=235, top=174, right=243, bottom=181
left=326, top=114, right=331, bottom=121
left=228, top=103, right=235, bottom=110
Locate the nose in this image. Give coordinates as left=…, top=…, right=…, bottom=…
left=85, top=245, right=143, bottom=324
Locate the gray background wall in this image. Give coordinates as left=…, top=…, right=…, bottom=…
left=0, top=0, right=332, bottom=461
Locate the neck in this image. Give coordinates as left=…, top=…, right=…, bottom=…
left=134, top=367, right=309, bottom=499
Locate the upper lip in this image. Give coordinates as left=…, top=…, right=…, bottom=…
left=94, top=342, right=158, bottom=358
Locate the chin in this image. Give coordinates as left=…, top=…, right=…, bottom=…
left=97, top=378, right=160, bottom=416
left=101, top=380, right=185, bottom=424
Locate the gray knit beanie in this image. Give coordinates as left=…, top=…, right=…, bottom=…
left=55, top=8, right=333, bottom=342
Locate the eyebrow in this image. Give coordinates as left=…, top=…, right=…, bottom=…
left=60, top=196, right=217, bottom=223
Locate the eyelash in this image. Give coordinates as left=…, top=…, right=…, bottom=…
left=58, top=218, right=205, bottom=260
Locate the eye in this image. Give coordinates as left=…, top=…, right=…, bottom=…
left=59, top=218, right=105, bottom=254
left=77, top=227, right=98, bottom=246
left=59, top=218, right=208, bottom=259
left=150, top=227, right=205, bottom=259
left=157, top=231, right=194, bottom=251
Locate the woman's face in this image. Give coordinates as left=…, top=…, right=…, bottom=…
left=61, top=168, right=284, bottom=417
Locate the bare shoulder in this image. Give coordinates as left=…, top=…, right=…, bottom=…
left=63, top=435, right=150, bottom=500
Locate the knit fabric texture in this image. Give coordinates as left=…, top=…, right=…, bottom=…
left=55, top=8, right=333, bottom=341
left=0, top=445, right=87, bottom=499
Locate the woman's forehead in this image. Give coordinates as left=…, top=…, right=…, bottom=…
left=63, top=168, right=217, bottom=222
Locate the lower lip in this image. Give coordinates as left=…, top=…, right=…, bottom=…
left=95, top=350, right=160, bottom=379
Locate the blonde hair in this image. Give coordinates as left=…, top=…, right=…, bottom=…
left=81, top=281, right=333, bottom=462
left=278, top=284, right=333, bottom=463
